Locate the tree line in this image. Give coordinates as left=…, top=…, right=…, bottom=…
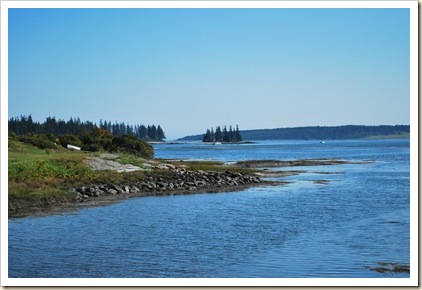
left=238, top=125, right=410, bottom=140
left=203, top=125, right=243, bottom=143
left=8, top=115, right=166, bottom=141
left=180, top=125, right=410, bottom=141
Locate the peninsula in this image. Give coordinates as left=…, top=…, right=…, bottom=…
left=8, top=132, right=355, bottom=217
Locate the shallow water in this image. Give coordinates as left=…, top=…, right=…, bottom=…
left=8, top=139, right=410, bottom=278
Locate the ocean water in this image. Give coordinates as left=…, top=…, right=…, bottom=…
left=8, top=139, right=411, bottom=279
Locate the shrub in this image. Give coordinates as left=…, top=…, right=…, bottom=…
left=81, top=143, right=101, bottom=152
left=58, top=134, right=82, bottom=148
left=108, top=135, right=154, bottom=159
left=19, top=133, right=58, bottom=149
left=80, top=128, right=113, bottom=152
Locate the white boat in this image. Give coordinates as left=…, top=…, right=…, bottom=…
left=213, top=142, right=222, bottom=145
left=67, top=144, right=81, bottom=151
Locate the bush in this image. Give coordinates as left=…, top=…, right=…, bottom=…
left=19, top=133, right=58, bottom=149
left=58, top=134, right=82, bottom=149
left=108, top=135, right=154, bottom=159
left=81, top=143, right=101, bottom=152
left=80, top=128, right=113, bottom=152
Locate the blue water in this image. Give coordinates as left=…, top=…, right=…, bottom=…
left=8, top=139, right=411, bottom=278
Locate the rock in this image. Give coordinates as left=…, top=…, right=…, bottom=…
left=108, top=189, right=118, bottom=195
left=130, top=186, right=140, bottom=193
left=85, top=157, right=142, bottom=173
left=142, top=163, right=155, bottom=169
left=100, top=153, right=120, bottom=160
left=93, top=190, right=102, bottom=197
left=76, top=192, right=84, bottom=201
left=71, top=167, right=263, bottom=204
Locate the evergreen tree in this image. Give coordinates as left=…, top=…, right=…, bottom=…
left=203, top=129, right=212, bottom=142
left=8, top=115, right=167, bottom=142
left=229, top=125, right=234, bottom=142
left=157, top=125, right=166, bottom=141
left=215, top=126, right=223, bottom=142
left=235, top=125, right=242, bottom=142
left=201, top=125, right=243, bottom=142
left=222, top=126, right=230, bottom=142
left=151, top=125, right=157, bottom=140
left=147, top=125, right=158, bottom=140
left=139, top=125, right=148, bottom=140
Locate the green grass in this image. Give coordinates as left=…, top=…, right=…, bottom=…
left=8, top=139, right=93, bottom=213
left=8, top=138, right=153, bottom=214
left=111, top=153, right=151, bottom=168
left=9, top=137, right=92, bottom=182
left=8, top=137, right=257, bottom=215
left=164, top=159, right=258, bottom=174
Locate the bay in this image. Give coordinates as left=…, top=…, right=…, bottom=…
left=8, top=139, right=411, bottom=279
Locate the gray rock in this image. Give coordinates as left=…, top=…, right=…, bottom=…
left=100, top=153, right=120, bottom=160
left=108, top=189, right=118, bottom=195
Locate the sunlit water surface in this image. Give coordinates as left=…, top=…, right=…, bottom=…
left=9, top=140, right=410, bottom=278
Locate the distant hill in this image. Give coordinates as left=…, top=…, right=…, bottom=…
left=178, top=125, right=410, bottom=141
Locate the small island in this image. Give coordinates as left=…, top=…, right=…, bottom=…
left=202, top=125, right=243, bottom=143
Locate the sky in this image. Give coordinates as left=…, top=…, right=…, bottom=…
left=8, top=6, right=411, bottom=140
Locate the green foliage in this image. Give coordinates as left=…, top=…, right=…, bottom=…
left=80, top=128, right=113, bottom=151
left=19, top=133, right=58, bottom=149
left=7, top=136, right=154, bottom=215
left=184, top=125, right=411, bottom=141
left=203, top=129, right=212, bottom=142
left=9, top=159, right=92, bottom=182
left=58, top=134, right=83, bottom=148
left=12, top=129, right=155, bottom=158
left=109, top=134, right=154, bottom=159
left=9, top=115, right=166, bottom=141
left=203, top=125, right=243, bottom=142
left=215, top=126, right=222, bottom=142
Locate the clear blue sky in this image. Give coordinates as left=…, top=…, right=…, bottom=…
left=8, top=8, right=410, bottom=140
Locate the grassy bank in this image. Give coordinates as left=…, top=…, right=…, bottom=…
left=8, top=135, right=258, bottom=216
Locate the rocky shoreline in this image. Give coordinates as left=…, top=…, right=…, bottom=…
left=9, top=157, right=356, bottom=218
left=10, top=163, right=272, bottom=218
left=74, top=164, right=264, bottom=203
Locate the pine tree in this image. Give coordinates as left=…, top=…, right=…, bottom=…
left=235, top=125, right=242, bottom=142
left=139, top=125, right=148, bottom=140
left=157, top=125, right=166, bottom=141
left=203, top=129, right=212, bottom=142
left=8, top=115, right=166, bottom=142
left=215, top=126, right=223, bottom=142
left=222, top=126, right=230, bottom=142
left=229, top=125, right=234, bottom=142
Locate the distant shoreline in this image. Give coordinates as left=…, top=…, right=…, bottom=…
left=177, top=125, right=410, bottom=142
